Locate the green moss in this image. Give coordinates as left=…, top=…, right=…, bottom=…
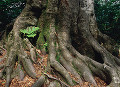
left=72, top=79, right=77, bottom=85
left=56, top=54, right=60, bottom=63
left=37, top=8, right=60, bottom=54
left=72, top=62, right=82, bottom=76
left=55, top=48, right=61, bottom=63
left=36, top=32, right=45, bottom=49
left=37, top=12, right=49, bottom=44
left=43, top=23, right=50, bottom=41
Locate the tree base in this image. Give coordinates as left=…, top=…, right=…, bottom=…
left=1, top=0, right=120, bottom=87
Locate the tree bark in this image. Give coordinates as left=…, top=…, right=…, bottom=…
left=0, top=0, right=120, bottom=87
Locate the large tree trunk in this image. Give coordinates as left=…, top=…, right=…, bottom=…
left=0, top=0, right=120, bottom=87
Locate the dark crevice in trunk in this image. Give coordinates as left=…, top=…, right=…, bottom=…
left=71, top=32, right=95, bottom=59
left=97, top=35, right=105, bottom=44
left=103, top=71, right=112, bottom=85
left=29, top=32, right=40, bottom=46
left=92, top=48, right=104, bottom=64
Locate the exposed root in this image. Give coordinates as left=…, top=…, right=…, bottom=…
left=80, top=17, right=120, bottom=86
left=49, top=17, right=74, bottom=85
left=70, top=43, right=120, bottom=86
left=78, top=6, right=120, bottom=67
left=48, top=81, right=61, bottom=87
left=3, top=32, right=38, bottom=86
left=55, top=16, right=120, bottom=86
left=44, top=73, right=70, bottom=87
left=0, top=71, right=3, bottom=79
left=6, top=66, right=13, bottom=87
left=20, top=56, right=37, bottom=79
left=18, top=64, right=25, bottom=80
left=23, top=38, right=37, bottom=63
left=10, top=64, right=25, bottom=80
left=57, top=26, right=97, bottom=85
left=31, top=75, right=45, bottom=87
left=1, top=0, right=120, bottom=87
left=86, top=31, right=117, bottom=66
left=0, top=0, right=46, bottom=86
left=59, top=56, right=82, bottom=83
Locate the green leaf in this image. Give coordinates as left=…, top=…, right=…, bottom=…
left=20, top=29, right=29, bottom=34
left=27, top=33, right=36, bottom=38
left=44, top=43, right=48, bottom=47
left=27, top=27, right=32, bottom=34
left=32, top=27, right=36, bottom=32
left=35, top=27, right=40, bottom=30
left=20, top=26, right=40, bottom=38
left=32, top=27, right=40, bottom=32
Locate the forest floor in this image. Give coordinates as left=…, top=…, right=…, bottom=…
left=0, top=48, right=107, bottom=87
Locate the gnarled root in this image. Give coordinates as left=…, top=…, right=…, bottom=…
left=0, top=0, right=46, bottom=86
left=2, top=35, right=38, bottom=87
left=32, top=75, right=45, bottom=87
left=49, top=17, right=74, bottom=86
left=46, top=11, right=120, bottom=87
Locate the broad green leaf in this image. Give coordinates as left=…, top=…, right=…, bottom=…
left=20, top=26, right=40, bottom=38
left=44, top=43, right=48, bottom=46
left=27, top=33, right=36, bottom=37
left=35, top=27, right=40, bottom=30
left=20, top=29, right=29, bottom=34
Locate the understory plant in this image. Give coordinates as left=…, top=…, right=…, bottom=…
left=20, top=26, right=40, bottom=38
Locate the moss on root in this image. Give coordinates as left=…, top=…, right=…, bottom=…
left=37, top=12, right=50, bottom=54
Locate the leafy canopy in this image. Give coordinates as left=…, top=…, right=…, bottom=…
left=0, top=0, right=25, bottom=31
left=95, top=0, right=120, bottom=41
